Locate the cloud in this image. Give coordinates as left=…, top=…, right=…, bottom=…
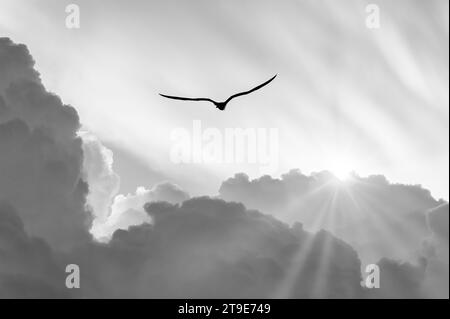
left=367, top=257, right=428, bottom=299
left=94, top=182, right=190, bottom=239
left=219, top=170, right=445, bottom=264
left=427, top=203, right=449, bottom=242
left=0, top=38, right=40, bottom=91
left=80, top=131, right=120, bottom=237
left=70, top=197, right=364, bottom=298
left=0, top=201, right=70, bottom=298
left=79, top=130, right=189, bottom=239
left=0, top=192, right=436, bottom=298
left=0, top=37, right=91, bottom=250
left=421, top=203, right=449, bottom=298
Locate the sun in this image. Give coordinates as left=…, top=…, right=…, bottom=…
left=330, top=159, right=353, bottom=181
left=325, top=149, right=356, bottom=182
left=331, top=167, right=351, bottom=181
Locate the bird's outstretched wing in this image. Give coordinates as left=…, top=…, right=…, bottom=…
left=159, top=94, right=215, bottom=104
left=225, top=74, right=277, bottom=103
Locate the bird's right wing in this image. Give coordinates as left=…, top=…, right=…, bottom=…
left=159, top=94, right=215, bottom=104
left=225, top=74, right=277, bottom=103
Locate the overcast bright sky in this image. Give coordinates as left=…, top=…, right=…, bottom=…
left=1, top=0, right=448, bottom=200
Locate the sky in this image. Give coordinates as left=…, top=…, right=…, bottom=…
left=0, top=0, right=448, bottom=299
left=0, top=0, right=448, bottom=201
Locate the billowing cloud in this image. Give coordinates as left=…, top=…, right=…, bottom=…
left=69, top=197, right=364, bottom=298
left=0, top=201, right=70, bottom=298
left=427, top=203, right=449, bottom=242
left=94, top=182, right=190, bottom=239
left=79, top=130, right=190, bottom=239
left=0, top=37, right=91, bottom=250
left=80, top=131, right=120, bottom=238
left=219, top=170, right=445, bottom=264
left=421, top=203, right=449, bottom=298
left=367, top=257, right=428, bottom=299
left=80, top=130, right=189, bottom=239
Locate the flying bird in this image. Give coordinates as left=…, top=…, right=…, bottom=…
left=159, top=74, right=277, bottom=111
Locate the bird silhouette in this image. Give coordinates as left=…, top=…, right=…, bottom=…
left=159, top=74, right=277, bottom=111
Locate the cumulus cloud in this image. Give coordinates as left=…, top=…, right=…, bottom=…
left=219, top=171, right=449, bottom=298
left=0, top=37, right=90, bottom=250
left=79, top=130, right=190, bottom=239
left=91, top=182, right=189, bottom=239
left=80, top=131, right=120, bottom=237
left=79, top=130, right=189, bottom=239
left=219, top=170, right=445, bottom=264
left=427, top=203, right=449, bottom=242
left=69, top=197, right=364, bottom=298
left=0, top=201, right=71, bottom=298
left=421, top=203, right=449, bottom=298
left=367, top=257, right=428, bottom=299
left=0, top=193, right=435, bottom=299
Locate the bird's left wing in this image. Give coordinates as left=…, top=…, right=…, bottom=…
left=159, top=94, right=215, bottom=104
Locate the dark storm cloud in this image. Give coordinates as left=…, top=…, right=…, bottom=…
left=0, top=37, right=91, bottom=249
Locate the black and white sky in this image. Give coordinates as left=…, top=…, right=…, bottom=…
left=0, top=0, right=448, bottom=298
